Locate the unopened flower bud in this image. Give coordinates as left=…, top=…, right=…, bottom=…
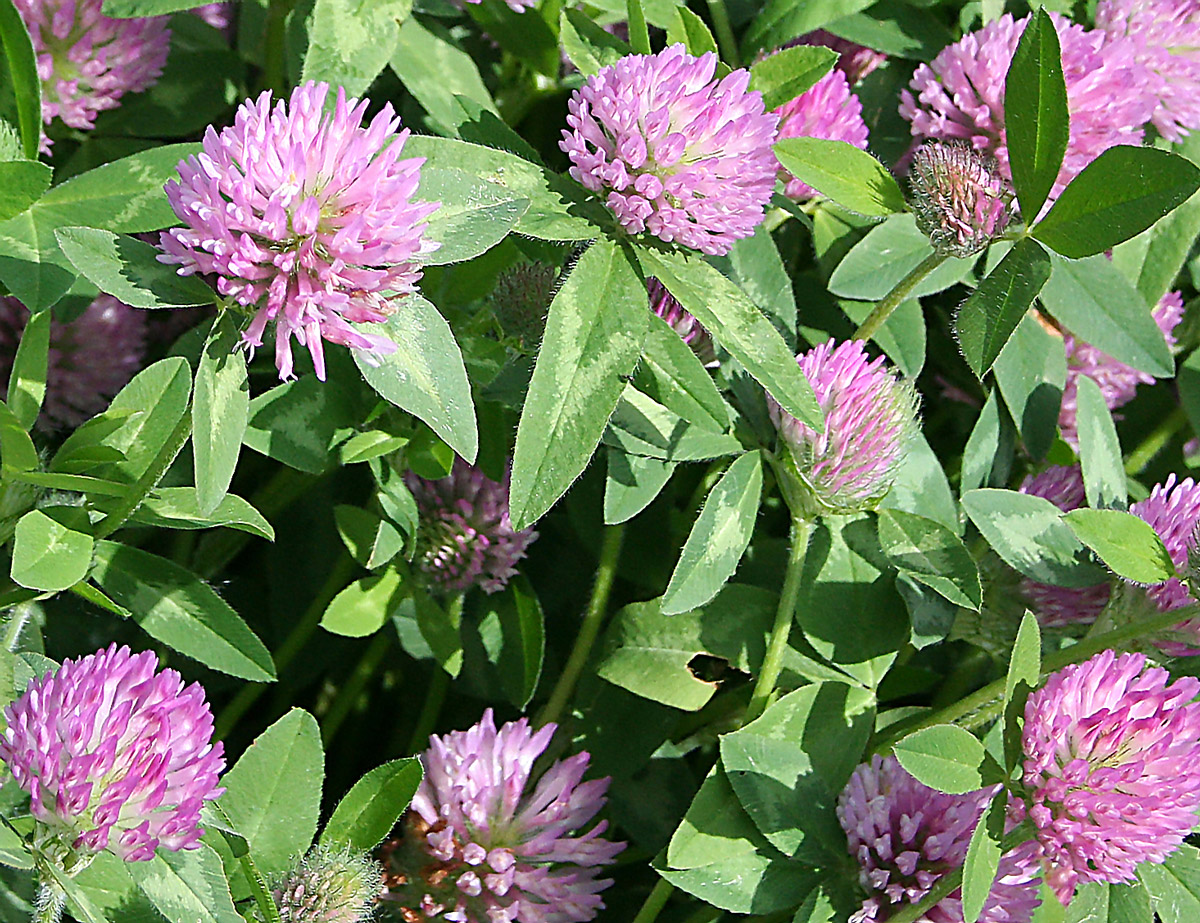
left=910, top=142, right=1014, bottom=258
left=491, top=262, right=556, bottom=352
left=268, top=847, right=379, bottom=923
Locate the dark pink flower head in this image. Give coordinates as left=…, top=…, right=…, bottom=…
left=793, top=30, right=887, bottom=84
left=0, top=295, right=146, bottom=432
left=838, top=755, right=1041, bottom=923
left=385, top=709, right=624, bottom=923
left=768, top=339, right=919, bottom=516
left=0, top=645, right=225, bottom=864
left=1023, top=650, right=1200, bottom=903
left=1017, top=466, right=1111, bottom=628
left=774, top=68, right=870, bottom=202
left=647, top=278, right=716, bottom=366
left=406, top=460, right=538, bottom=596
left=910, top=142, right=1014, bottom=257
left=160, top=81, right=440, bottom=381
left=900, top=13, right=1155, bottom=203
left=1127, top=474, right=1200, bottom=654
left=560, top=45, right=779, bottom=256
left=13, top=0, right=169, bottom=143
left=1096, top=0, right=1200, bottom=142
left=1058, top=291, right=1183, bottom=447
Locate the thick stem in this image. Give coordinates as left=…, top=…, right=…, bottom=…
left=1125, top=405, right=1186, bottom=475
left=214, top=553, right=357, bottom=739
left=321, top=630, right=392, bottom=745
left=705, top=0, right=740, bottom=67
left=536, top=524, right=625, bottom=727
left=631, top=878, right=675, bottom=923
left=32, top=881, right=64, bottom=923
left=95, top=410, right=192, bottom=539
left=212, top=804, right=282, bottom=923
left=745, top=517, right=812, bottom=723
left=852, top=252, right=947, bottom=343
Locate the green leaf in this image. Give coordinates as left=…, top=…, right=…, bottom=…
left=666, top=6, right=717, bottom=57
left=637, top=311, right=731, bottom=432
left=893, top=724, right=987, bottom=794
left=1003, top=612, right=1040, bottom=773
left=102, top=0, right=210, bottom=13
left=1074, top=375, right=1126, bottom=511
left=876, top=509, right=982, bottom=611
left=743, top=0, right=875, bottom=57
left=1035, top=146, right=1200, bottom=257
left=55, top=227, right=216, bottom=309
left=828, top=214, right=975, bottom=301
left=0, top=0, right=41, bottom=159
left=474, top=575, right=544, bottom=709
left=721, top=682, right=875, bottom=862
left=559, top=9, right=630, bottom=75
left=627, top=0, right=650, bottom=54
left=637, top=246, right=821, bottom=429
left=90, top=541, right=276, bottom=681
left=0, top=400, right=37, bottom=472
left=418, top=168, right=529, bottom=265
left=955, top=237, right=1052, bottom=378
left=510, top=238, right=648, bottom=529
left=390, top=16, right=498, bottom=130
left=335, top=505, right=404, bottom=570
left=604, top=386, right=741, bottom=462
left=352, top=294, right=478, bottom=464
left=993, top=312, right=1065, bottom=461
left=11, top=510, right=93, bottom=592
left=412, top=585, right=464, bottom=677
left=1138, top=843, right=1200, bottom=923
left=321, top=758, right=422, bottom=851
left=321, top=569, right=402, bottom=638
left=126, top=846, right=242, bottom=923
left=773, top=138, right=906, bottom=216
left=749, top=45, right=836, bottom=111
left=662, top=452, right=763, bottom=615
left=193, top=317, right=248, bottom=516
left=299, top=0, right=411, bottom=97
left=96, top=357, right=193, bottom=484
left=8, top=305, right=48, bottom=430
left=604, top=450, right=675, bottom=525
left=1135, top=132, right=1200, bottom=306
left=0, top=823, right=30, bottom=870
left=1039, top=253, right=1175, bottom=378
left=1063, top=508, right=1175, bottom=583
left=962, top=790, right=1006, bottom=923
left=962, top=488, right=1106, bottom=587
left=0, top=160, right=51, bottom=220
left=129, top=488, right=274, bottom=540
left=216, top=709, right=324, bottom=878
left=244, top=375, right=359, bottom=474
left=1005, top=9, right=1068, bottom=222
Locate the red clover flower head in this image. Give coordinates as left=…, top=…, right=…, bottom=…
left=160, top=81, right=440, bottom=381
left=909, top=142, right=1014, bottom=258
left=774, top=68, right=870, bottom=202
left=1017, top=466, right=1110, bottom=628
left=560, top=44, right=779, bottom=256
left=406, top=460, right=538, bottom=597
left=13, top=0, right=170, bottom=144
left=768, top=339, right=919, bottom=517
left=647, top=277, right=716, bottom=367
left=1127, top=474, right=1200, bottom=654
left=383, top=709, right=624, bottom=923
left=838, top=755, right=1041, bottom=923
left=1022, top=650, right=1200, bottom=903
left=0, top=645, right=225, bottom=865
left=0, top=295, right=146, bottom=432
left=900, top=13, right=1155, bottom=204
left=1058, top=292, right=1183, bottom=447
left=1096, top=0, right=1200, bottom=142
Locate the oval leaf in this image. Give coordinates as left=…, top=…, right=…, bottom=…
left=893, top=724, right=987, bottom=794
left=773, top=137, right=906, bottom=217
left=11, top=510, right=93, bottom=592
left=321, top=758, right=423, bottom=851
left=1063, top=508, right=1176, bottom=584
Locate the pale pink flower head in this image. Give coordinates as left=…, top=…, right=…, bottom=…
left=160, top=81, right=440, bottom=381
left=900, top=13, right=1155, bottom=202
left=560, top=45, right=779, bottom=256
left=910, top=142, right=1014, bottom=257
left=768, top=339, right=919, bottom=516
left=1127, top=474, right=1200, bottom=654
left=838, top=755, right=1041, bottom=923
left=793, top=30, right=887, bottom=84
left=647, top=277, right=716, bottom=366
left=774, top=68, right=870, bottom=201
left=1017, top=465, right=1111, bottom=628
left=0, top=644, right=225, bottom=865
left=191, top=2, right=233, bottom=34
left=0, top=295, right=146, bottom=432
left=383, top=709, right=624, bottom=923
left=1096, top=0, right=1200, bottom=142
left=406, top=460, right=538, bottom=596
left=13, top=0, right=169, bottom=143
left=1022, top=650, right=1200, bottom=903
left=1058, top=291, right=1183, bottom=447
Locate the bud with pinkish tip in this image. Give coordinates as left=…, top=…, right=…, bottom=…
left=910, top=142, right=1014, bottom=258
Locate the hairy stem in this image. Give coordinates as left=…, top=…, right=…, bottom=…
left=853, top=252, right=947, bottom=343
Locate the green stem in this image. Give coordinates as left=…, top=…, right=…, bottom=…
left=705, top=0, right=740, bottom=67
left=321, top=630, right=392, bottom=745
left=214, top=552, right=357, bottom=739
left=631, top=878, right=675, bottom=923
left=745, top=517, right=812, bottom=723
left=852, top=252, right=947, bottom=343
left=1125, top=405, right=1186, bottom=475
left=536, top=524, right=625, bottom=727
left=873, top=605, right=1200, bottom=754
left=95, top=410, right=192, bottom=539
left=32, top=881, right=64, bottom=923
left=212, top=805, right=282, bottom=923
left=261, top=0, right=296, bottom=95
